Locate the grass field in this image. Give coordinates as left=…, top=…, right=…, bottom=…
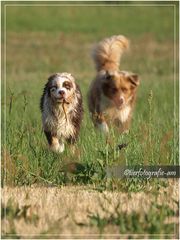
left=1, top=2, right=179, bottom=238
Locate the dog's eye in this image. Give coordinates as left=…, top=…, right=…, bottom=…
left=65, top=86, right=71, bottom=90
left=111, top=87, right=118, bottom=93
left=63, top=81, right=72, bottom=90
left=121, top=87, right=128, bottom=93
left=50, top=86, right=57, bottom=92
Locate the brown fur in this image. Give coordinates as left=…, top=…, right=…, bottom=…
left=88, top=35, right=140, bottom=133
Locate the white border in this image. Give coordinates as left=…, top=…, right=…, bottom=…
left=2, top=1, right=179, bottom=239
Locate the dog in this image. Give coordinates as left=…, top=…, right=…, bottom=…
left=40, top=72, right=83, bottom=153
left=88, top=35, right=140, bottom=133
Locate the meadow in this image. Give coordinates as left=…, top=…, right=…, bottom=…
left=1, top=2, right=179, bottom=238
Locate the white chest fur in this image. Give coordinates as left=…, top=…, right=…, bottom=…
left=100, top=95, right=131, bottom=123
left=118, top=105, right=131, bottom=123
left=42, top=98, right=75, bottom=139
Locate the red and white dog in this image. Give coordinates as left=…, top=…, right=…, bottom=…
left=88, top=35, right=140, bottom=133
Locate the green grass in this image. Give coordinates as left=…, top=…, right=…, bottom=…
left=87, top=201, right=178, bottom=237
left=3, top=4, right=177, bottom=40
left=2, top=3, right=179, bottom=189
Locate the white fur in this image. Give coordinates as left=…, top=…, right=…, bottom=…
left=50, top=141, right=64, bottom=153
left=51, top=76, right=74, bottom=101
left=100, top=94, right=131, bottom=123
left=42, top=93, right=77, bottom=139
left=97, top=122, right=109, bottom=133
left=118, top=105, right=131, bottom=123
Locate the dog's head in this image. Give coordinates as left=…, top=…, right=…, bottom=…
left=45, top=73, right=77, bottom=104
left=100, top=70, right=140, bottom=109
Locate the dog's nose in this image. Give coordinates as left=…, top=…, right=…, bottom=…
left=58, top=90, right=65, bottom=96
left=119, top=97, right=124, bottom=105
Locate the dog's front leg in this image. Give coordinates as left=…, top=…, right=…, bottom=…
left=66, top=136, right=77, bottom=154
left=96, top=113, right=109, bottom=134
left=121, top=118, right=131, bottom=134
left=44, top=131, right=64, bottom=153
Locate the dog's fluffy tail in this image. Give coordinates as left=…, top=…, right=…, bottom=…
left=92, top=35, right=129, bottom=72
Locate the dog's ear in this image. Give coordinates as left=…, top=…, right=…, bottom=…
left=105, top=71, right=116, bottom=81
left=48, top=74, right=57, bottom=82
left=45, top=74, right=57, bottom=96
left=127, top=74, right=140, bottom=87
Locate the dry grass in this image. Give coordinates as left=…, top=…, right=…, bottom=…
left=1, top=180, right=179, bottom=238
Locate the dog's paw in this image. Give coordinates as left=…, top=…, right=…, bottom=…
left=50, top=142, right=65, bottom=153
left=123, top=129, right=129, bottom=134
left=97, top=122, right=109, bottom=134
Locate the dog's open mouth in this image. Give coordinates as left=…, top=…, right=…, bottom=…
left=56, top=97, right=64, bottom=103
left=56, top=97, right=70, bottom=104
left=56, top=97, right=64, bottom=101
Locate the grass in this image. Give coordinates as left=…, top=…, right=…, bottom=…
left=4, top=4, right=176, bottom=39
left=2, top=200, right=177, bottom=238
left=1, top=2, right=179, bottom=237
left=2, top=3, right=179, bottom=188
left=87, top=202, right=177, bottom=236
left=1, top=182, right=179, bottom=238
